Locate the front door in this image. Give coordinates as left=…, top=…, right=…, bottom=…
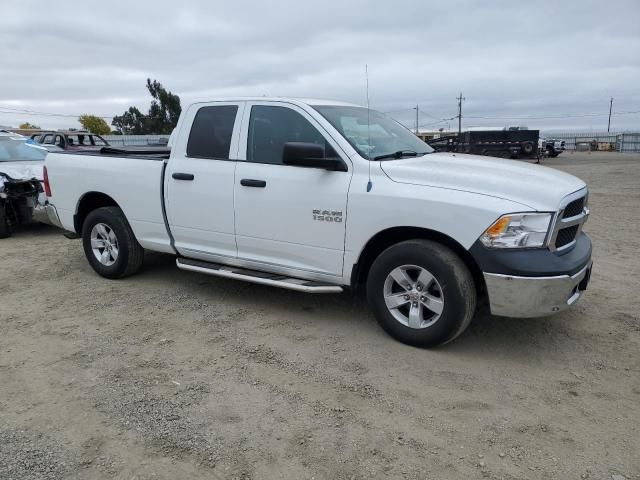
left=165, top=102, right=243, bottom=260
left=234, top=102, right=352, bottom=279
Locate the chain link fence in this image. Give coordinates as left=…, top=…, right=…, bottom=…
left=542, top=131, right=640, bottom=152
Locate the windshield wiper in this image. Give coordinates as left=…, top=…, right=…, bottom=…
left=373, top=150, right=427, bottom=161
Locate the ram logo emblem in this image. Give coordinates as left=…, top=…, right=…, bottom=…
left=313, top=209, right=343, bottom=223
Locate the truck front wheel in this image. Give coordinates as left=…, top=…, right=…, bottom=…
left=81, top=206, right=144, bottom=279
left=366, top=240, right=477, bottom=347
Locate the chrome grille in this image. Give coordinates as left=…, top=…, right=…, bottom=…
left=549, top=189, right=589, bottom=252
left=563, top=197, right=585, bottom=218
left=555, top=225, right=579, bottom=248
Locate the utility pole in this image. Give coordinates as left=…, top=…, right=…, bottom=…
left=414, top=104, right=419, bottom=135
left=607, top=97, right=614, bottom=132
left=457, top=93, right=465, bottom=135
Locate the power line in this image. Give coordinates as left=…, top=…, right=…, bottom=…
left=464, top=110, right=640, bottom=120
left=381, top=108, right=415, bottom=114
left=0, top=104, right=156, bottom=119
left=417, top=108, right=443, bottom=121
left=0, top=106, right=117, bottom=119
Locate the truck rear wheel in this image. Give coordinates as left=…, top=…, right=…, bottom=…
left=82, top=206, right=144, bottom=279
left=366, top=240, right=476, bottom=347
left=522, top=141, right=535, bottom=155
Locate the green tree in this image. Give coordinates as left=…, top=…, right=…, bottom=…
left=19, top=122, right=40, bottom=129
left=78, top=115, right=111, bottom=135
left=111, top=106, right=147, bottom=135
left=145, top=79, right=182, bottom=134
left=111, top=79, right=181, bottom=135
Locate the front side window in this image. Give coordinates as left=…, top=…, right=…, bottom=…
left=92, top=135, right=108, bottom=146
left=42, top=134, right=54, bottom=144
left=247, top=105, right=337, bottom=165
left=187, top=105, right=238, bottom=159
left=313, top=105, right=433, bottom=160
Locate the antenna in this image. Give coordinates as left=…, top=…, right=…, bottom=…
left=366, top=64, right=373, bottom=192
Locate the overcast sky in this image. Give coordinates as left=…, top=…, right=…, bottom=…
left=1, top=0, right=639, bottom=132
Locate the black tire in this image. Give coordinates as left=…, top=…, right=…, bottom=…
left=366, top=240, right=477, bottom=347
left=0, top=204, right=11, bottom=239
left=81, top=206, right=144, bottom=279
left=522, top=142, right=535, bottom=155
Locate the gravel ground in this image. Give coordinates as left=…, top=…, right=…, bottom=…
left=1, top=151, right=639, bottom=480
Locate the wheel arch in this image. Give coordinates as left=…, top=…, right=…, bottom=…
left=74, top=191, right=121, bottom=235
left=350, top=226, right=486, bottom=296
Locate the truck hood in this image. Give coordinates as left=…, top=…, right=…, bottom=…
left=380, top=152, right=585, bottom=211
left=0, top=161, right=44, bottom=181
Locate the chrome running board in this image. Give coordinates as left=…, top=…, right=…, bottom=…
left=176, top=257, right=343, bottom=294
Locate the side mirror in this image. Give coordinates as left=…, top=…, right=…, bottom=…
left=282, top=142, right=347, bottom=172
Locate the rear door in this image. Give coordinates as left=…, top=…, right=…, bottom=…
left=165, top=102, right=244, bottom=260
left=234, top=101, right=352, bottom=279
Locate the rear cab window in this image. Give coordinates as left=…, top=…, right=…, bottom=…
left=187, top=105, right=239, bottom=159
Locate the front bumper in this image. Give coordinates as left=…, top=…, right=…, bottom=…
left=484, top=261, right=592, bottom=318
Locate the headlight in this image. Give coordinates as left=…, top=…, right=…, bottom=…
left=480, top=213, right=553, bottom=249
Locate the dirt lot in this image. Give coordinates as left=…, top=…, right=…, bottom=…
left=1, top=151, right=639, bottom=480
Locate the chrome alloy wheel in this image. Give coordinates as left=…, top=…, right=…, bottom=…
left=90, top=223, right=119, bottom=266
left=383, top=265, right=445, bottom=329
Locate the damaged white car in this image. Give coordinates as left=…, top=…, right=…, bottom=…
left=0, top=132, right=60, bottom=238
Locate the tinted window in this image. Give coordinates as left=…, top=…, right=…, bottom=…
left=187, top=105, right=238, bottom=159
left=247, top=105, right=336, bottom=165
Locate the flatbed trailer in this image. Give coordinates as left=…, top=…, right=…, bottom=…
left=427, top=130, right=540, bottom=160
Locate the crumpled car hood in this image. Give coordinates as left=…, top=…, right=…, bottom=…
left=380, top=152, right=586, bottom=211
left=0, top=161, right=44, bottom=181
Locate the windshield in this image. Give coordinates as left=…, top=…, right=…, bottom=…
left=0, top=137, right=48, bottom=162
left=313, top=105, right=433, bottom=160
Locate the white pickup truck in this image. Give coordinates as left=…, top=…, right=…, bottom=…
left=43, top=98, right=592, bottom=346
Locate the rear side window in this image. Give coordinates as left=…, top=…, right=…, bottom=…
left=247, top=105, right=336, bottom=165
left=187, top=105, right=238, bottom=159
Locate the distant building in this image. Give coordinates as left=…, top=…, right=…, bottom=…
left=416, top=129, right=457, bottom=142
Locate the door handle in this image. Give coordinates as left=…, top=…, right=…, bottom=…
left=240, top=179, right=266, bottom=188
left=172, top=172, right=195, bottom=181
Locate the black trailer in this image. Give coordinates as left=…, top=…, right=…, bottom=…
left=427, top=130, right=540, bottom=160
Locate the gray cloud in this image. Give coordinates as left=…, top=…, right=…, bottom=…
left=1, top=0, right=639, bottom=132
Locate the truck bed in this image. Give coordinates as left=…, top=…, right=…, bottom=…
left=53, top=146, right=171, bottom=160
left=45, top=149, right=173, bottom=253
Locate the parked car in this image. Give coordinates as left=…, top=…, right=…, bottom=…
left=44, top=98, right=592, bottom=347
left=0, top=132, right=59, bottom=237
left=31, top=130, right=109, bottom=151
